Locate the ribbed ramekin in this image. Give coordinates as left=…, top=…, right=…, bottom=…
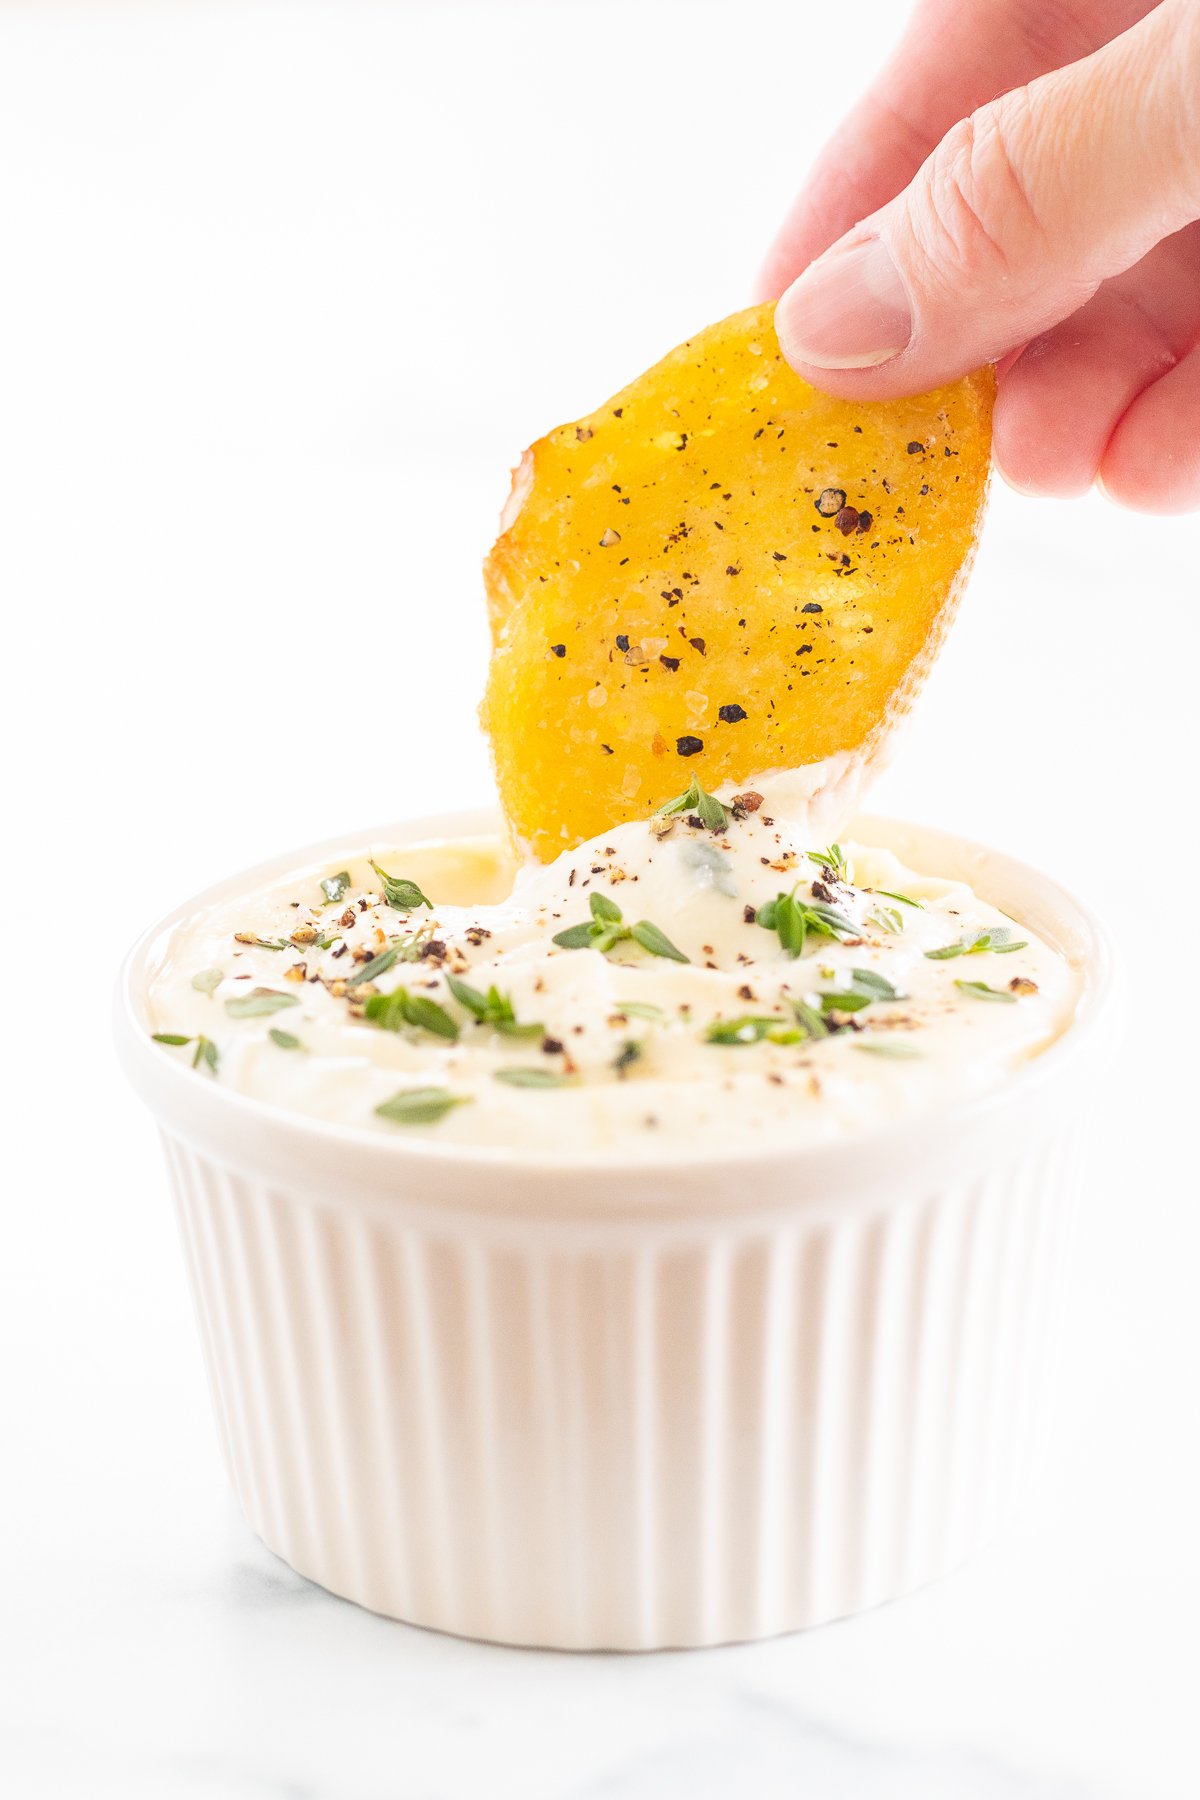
left=115, top=808, right=1114, bottom=1650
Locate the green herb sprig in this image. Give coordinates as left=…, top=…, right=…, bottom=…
left=925, top=926, right=1028, bottom=961
left=755, top=886, right=857, bottom=958
left=225, top=988, right=300, bottom=1019
left=493, top=1067, right=576, bottom=1088
left=363, top=986, right=459, bottom=1039
left=808, top=843, right=848, bottom=878
left=705, top=998, right=830, bottom=1046
left=369, top=860, right=432, bottom=913
left=320, top=871, right=351, bottom=905
left=446, top=973, right=543, bottom=1038
left=553, top=892, right=689, bottom=963
left=819, top=968, right=905, bottom=1013
left=376, top=1087, right=470, bottom=1125
left=152, top=1032, right=219, bottom=1073
left=268, top=1028, right=305, bottom=1050
left=344, top=928, right=436, bottom=988
left=656, top=777, right=734, bottom=833
left=954, top=979, right=1018, bottom=1003
left=706, top=1014, right=804, bottom=1046
left=867, top=904, right=904, bottom=934
left=345, top=944, right=402, bottom=989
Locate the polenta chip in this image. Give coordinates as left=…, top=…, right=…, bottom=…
left=483, top=303, right=993, bottom=860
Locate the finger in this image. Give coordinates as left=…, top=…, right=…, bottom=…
left=758, top=0, right=1155, bottom=298
left=1099, top=344, right=1200, bottom=513
left=774, top=0, right=1200, bottom=396
left=757, top=92, right=931, bottom=302
left=993, top=232, right=1200, bottom=496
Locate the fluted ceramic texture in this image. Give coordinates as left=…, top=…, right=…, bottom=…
left=161, top=1122, right=1079, bottom=1650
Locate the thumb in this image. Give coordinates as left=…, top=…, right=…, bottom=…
left=774, top=0, right=1200, bottom=396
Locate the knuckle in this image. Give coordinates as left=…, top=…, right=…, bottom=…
left=910, top=101, right=1045, bottom=295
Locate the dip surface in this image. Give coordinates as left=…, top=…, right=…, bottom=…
left=146, top=794, right=1081, bottom=1158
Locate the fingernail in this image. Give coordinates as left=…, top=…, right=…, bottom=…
left=775, top=235, right=912, bottom=371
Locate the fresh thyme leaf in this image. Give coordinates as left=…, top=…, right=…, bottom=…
left=805, top=900, right=858, bottom=937
left=404, top=995, right=459, bottom=1040
left=191, top=968, right=223, bottom=997
left=808, top=843, right=847, bottom=877
left=589, top=891, right=623, bottom=925
left=234, top=934, right=290, bottom=951
left=445, top=973, right=542, bottom=1038
left=755, top=886, right=857, bottom=958
left=551, top=922, right=597, bottom=950
left=630, top=920, right=689, bottom=963
left=346, top=928, right=436, bottom=985
left=153, top=1032, right=218, bottom=1073
left=867, top=906, right=904, bottom=934
left=320, top=871, right=351, bottom=905
left=656, top=777, right=733, bottom=831
left=818, top=989, right=874, bottom=1013
left=346, top=944, right=401, bottom=989
left=927, top=925, right=1028, bottom=961
left=445, top=972, right=488, bottom=1017
left=791, top=1000, right=830, bottom=1039
left=493, top=1067, right=576, bottom=1088
left=954, top=979, right=1018, bottom=1003
left=362, top=990, right=411, bottom=1032
left=774, top=890, right=808, bottom=957
left=705, top=1015, right=802, bottom=1046
left=874, top=888, right=923, bottom=908
left=363, top=987, right=459, bottom=1039
left=612, top=1039, right=644, bottom=1077
left=696, top=790, right=731, bottom=832
left=316, top=934, right=341, bottom=950
left=553, top=897, right=686, bottom=963
left=225, top=988, right=300, bottom=1019
left=848, top=968, right=904, bottom=1001
left=820, top=967, right=905, bottom=1013
left=268, top=1028, right=304, bottom=1050
left=591, top=923, right=628, bottom=954
left=854, top=1039, right=923, bottom=1058
left=616, top=1001, right=666, bottom=1021
left=369, top=860, right=432, bottom=912
left=376, top=1086, right=470, bottom=1125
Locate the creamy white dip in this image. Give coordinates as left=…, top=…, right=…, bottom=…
left=146, top=789, right=1080, bottom=1157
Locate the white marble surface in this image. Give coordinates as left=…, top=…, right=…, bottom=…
left=2, top=4, right=1199, bottom=1795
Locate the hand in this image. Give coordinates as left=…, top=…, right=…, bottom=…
left=759, top=0, right=1200, bottom=512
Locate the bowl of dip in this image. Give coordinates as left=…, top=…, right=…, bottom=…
left=115, top=799, right=1114, bottom=1649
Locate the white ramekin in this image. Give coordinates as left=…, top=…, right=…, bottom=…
left=115, top=808, right=1114, bottom=1651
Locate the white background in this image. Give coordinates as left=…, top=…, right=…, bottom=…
left=2, top=3, right=1197, bottom=1796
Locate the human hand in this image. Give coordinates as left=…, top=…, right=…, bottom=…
left=760, top=0, right=1200, bottom=512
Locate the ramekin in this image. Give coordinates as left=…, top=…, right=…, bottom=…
left=115, top=807, right=1114, bottom=1651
